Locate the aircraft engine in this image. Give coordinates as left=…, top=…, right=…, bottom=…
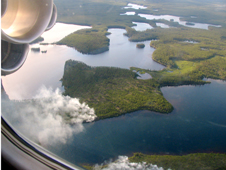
left=1, top=0, right=57, bottom=75
left=1, top=40, right=29, bottom=75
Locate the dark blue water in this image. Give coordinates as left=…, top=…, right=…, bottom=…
left=47, top=79, right=226, bottom=165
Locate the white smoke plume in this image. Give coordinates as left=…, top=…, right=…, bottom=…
left=2, top=86, right=97, bottom=146
left=93, top=156, right=168, bottom=170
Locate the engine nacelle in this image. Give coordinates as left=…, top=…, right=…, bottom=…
left=46, top=4, right=57, bottom=31
left=1, top=40, right=29, bottom=76
left=1, top=0, right=57, bottom=76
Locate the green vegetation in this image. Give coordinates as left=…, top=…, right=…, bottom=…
left=197, top=56, right=226, bottom=80
left=129, top=152, right=226, bottom=170
left=136, top=43, right=145, bottom=48
left=57, top=27, right=110, bottom=54
left=126, top=26, right=226, bottom=81
left=61, top=60, right=173, bottom=119
left=131, top=65, right=209, bottom=88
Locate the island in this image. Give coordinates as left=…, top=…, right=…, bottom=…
left=136, top=43, right=145, bottom=48
left=57, top=28, right=110, bottom=54
left=31, top=47, right=40, bottom=52
left=61, top=60, right=173, bottom=119
left=41, top=50, right=47, bottom=53
left=40, top=43, right=50, bottom=45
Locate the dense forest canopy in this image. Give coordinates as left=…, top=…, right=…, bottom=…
left=61, top=60, right=173, bottom=119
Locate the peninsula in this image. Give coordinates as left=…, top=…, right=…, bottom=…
left=61, top=60, right=173, bottom=119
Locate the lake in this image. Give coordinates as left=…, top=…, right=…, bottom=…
left=2, top=22, right=226, bottom=167
left=138, top=14, right=221, bottom=30
left=2, top=24, right=164, bottom=100
left=47, top=79, right=226, bottom=165
left=121, top=4, right=221, bottom=30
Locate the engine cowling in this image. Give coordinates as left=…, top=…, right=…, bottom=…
left=1, top=40, right=29, bottom=76
left=1, top=0, right=57, bottom=76
left=46, top=4, right=57, bottom=31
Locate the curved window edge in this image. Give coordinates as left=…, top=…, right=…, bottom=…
left=1, top=117, right=84, bottom=170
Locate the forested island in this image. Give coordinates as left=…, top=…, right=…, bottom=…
left=61, top=60, right=173, bottom=119
left=136, top=43, right=145, bottom=48
left=57, top=27, right=110, bottom=54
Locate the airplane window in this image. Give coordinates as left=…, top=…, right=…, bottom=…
left=2, top=0, right=226, bottom=169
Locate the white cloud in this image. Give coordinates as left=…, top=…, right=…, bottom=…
left=2, top=86, right=96, bottom=146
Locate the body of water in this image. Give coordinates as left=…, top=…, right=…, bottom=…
left=123, top=3, right=147, bottom=10
left=2, top=25, right=164, bottom=100
left=47, top=79, right=226, bottom=165
left=121, top=3, right=221, bottom=30
left=156, top=23, right=170, bottom=28
left=132, top=22, right=153, bottom=31
left=138, top=14, right=221, bottom=30
left=120, top=11, right=136, bottom=16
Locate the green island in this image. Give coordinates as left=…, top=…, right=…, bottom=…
left=61, top=60, right=173, bottom=119
left=57, top=27, right=110, bottom=54
left=136, top=43, right=145, bottom=48
left=31, top=47, right=40, bottom=52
